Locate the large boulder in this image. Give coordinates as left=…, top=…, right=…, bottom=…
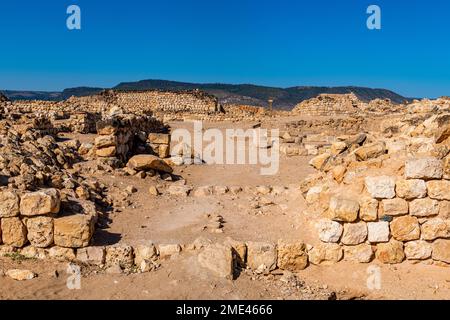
left=26, top=217, right=54, bottom=248
left=0, top=190, right=20, bottom=218
left=405, top=158, right=443, bottom=180
left=127, top=155, right=173, bottom=173
left=1, top=217, right=27, bottom=247
left=20, top=189, right=60, bottom=217
left=198, top=244, right=233, bottom=279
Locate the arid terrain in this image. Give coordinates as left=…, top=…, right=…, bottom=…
left=0, top=90, right=449, bottom=300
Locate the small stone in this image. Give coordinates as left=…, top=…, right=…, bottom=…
left=148, top=186, right=160, bottom=196
left=48, top=246, right=76, bottom=261
left=198, top=244, right=233, bottom=279
left=395, top=179, right=427, bottom=200
left=316, top=219, right=343, bottom=243
left=6, top=269, right=36, bottom=281
left=341, top=222, right=368, bottom=245
left=96, top=146, right=116, bottom=157
left=365, top=176, right=396, bottom=199
left=105, top=245, right=134, bottom=270
left=125, top=185, right=137, bottom=194
left=127, top=154, right=173, bottom=173
left=255, top=186, right=272, bottom=195
left=167, top=185, right=191, bottom=197
left=344, top=244, right=374, bottom=263
left=410, top=198, right=440, bottom=217
left=405, top=157, right=443, bottom=180
left=432, top=240, right=450, bottom=264
left=331, top=141, right=347, bottom=156
left=134, top=243, right=157, bottom=266
left=309, top=153, right=331, bottom=171
left=354, top=142, right=386, bottom=161
left=277, top=240, right=308, bottom=271
left=367, top=221, right=390, bottom=243
left=308, top=243, right=343, bottom=265
left=158, top=244, right=181, bottom=258
left=193, top=186, right=214, bottom=197
left=20, top=189, right=60, bottom=216
left=404, top=241, right=432, bottom=260
left=426, top=180, right=450, bottom=201
left=381, top=198, right=409, bottom=216
left=247, top=242, right=277, bottom=271
left=331, top=165, right=347, bottom=183
left=390, top=216, right=420, bottom=241
left=329, top=197, right=359, bottom=222
left=376, top=240, right=405, bottom=264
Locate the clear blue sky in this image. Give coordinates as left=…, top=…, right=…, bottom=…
left=0, top=0, right=449, bottom=98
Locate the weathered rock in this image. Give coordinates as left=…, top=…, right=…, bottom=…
left=426, top=180, right=450, bottom=201
left=20, top=189, right=60, bottom=216
left=331, top=141, right=347, bottom=156
left=404, top=241, right=432, bottom=260
left=167, top=185, right=191, bottom=197
left=158, top=244, right=181, bottom=258
left=1, top=217, right=27, bottom=247
left=367, top=221, right=390, bottom=243
left=96, top=146, right=116, bottom=157
left=421, top=218, right=450, bottom=241
left=390, top=216, right=420, bottom=241
left=405, top=158, right=443, bottom=180
left=365, top=176, right=396, bottom=199
left=223, top=238, right=247, bottom=267
left=134, top=243, right=157, bottom=266
left=148, top=186, right=160, bottom=196
left=198, top=244, right=233, bottom=278
left=432, top=240, right=450, bottom=264
left=148, top=133, right=170, bottom=145
left=395, top=179, right=427, bottom=200
left=344, top=244, right=374, bottom=263
left=127, top=155, right=173, bottom=173
left=329, top=197, right=359, bottom=222
left=341, top=222, right=368, bottom=245
left=440, top=201, right=450, bottom=219
left=354, top=142, right=386, bottom=161
left=76, top=246, right=106, bottom=265
left=376, top=240, right=405, bottom=264
left=331, top=165, right=347, bottom=183
left=308, top=243, right=343, bottom=265
left=105, top=245, right=134, bottom=269
left=54, top=214, right=95, bottom=248
left=6, top=269, right=36, bottom=281
left=409, top=198, right=440, bottom=217
left=381, top=198, right=409, bottom=216
left=316, top=219, right=343, bottom=243
left=435, top=124, right=450, bottom=144
left=20, top=246, right=48, bottom=259
left=193, top=186, right=214, bottom=197
left=0, top=190, right=20, bottom=218
left=48, top=246, right=76, bottom=261
left=246, top=242, right=277, bottom=271
left=277, top=240, right=308, bottom=271
left=359, top=197, right=378, bottom=222
left=309, top=153, right=331, bottom=171
left=94, top=135, right=117, bottom=148
left=26, top=217, right=54, bottom=248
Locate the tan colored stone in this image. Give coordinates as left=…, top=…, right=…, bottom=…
left=223, top=238, right=247, bottom=267
left=48, top=246, right=76, bottom=261
left=367, top=221, right=390, bottom=243
left=344, top=244, right=374, bottom=263
left=410, top=198, right=440, bottom=217
left=395, top=179, right=427, bottom=200
left=134, top=243, right=157, bottom=266
left=158, top=244, right=181, bottom=258
left=329, top=197, right=359, bottom=222
left=354, top=142, right=386, bottom=161
left=95, top=146, right=116, bottom=157
left=426, top=180, right=450, bottom=200
left=376, top=240, right=405, bottom=264
left=127, top=154, right=173, bottom=173
left=76, top=246, right=106, bottom=265
left=421, top=218, right=450, bottom=241
left=404, top=241, right=432, bottom=260
left=0, top=190, right=20, bottom=218
left=359, top=197, right=378, bottom=222
left=54, top=214, right=95, bottom=248
left=1, top=217, right=27, bottom=248
left=439, top=201, right=450, bottom=219
left=308, top=243, right=343, bottom=265
left=158, top=144, right=170, bottom=158
left=277, top=240, right=308, bottom=271
left=148, top=133, right=170, bottom=145
left=94, top=135, right=117, bottom=148
left=26, top=217, right=53, bottom=248
left=6, top=269, right=36, bottom=281
left=309, top=153, right=331, bottom=171
left=390, top=216, right=420, bottom=241
left=105, top=245, right=134, bottom=269
left=331, top=165, right=347, bottom=183
left=381, top=198, right=409, bottom=216
left=331, top=141, right=347, bottom=156
left=432, top=240, right=450, bottom=263
left=341, top=222, right=367, bottom=245
left=247, top=242, right=277, bottom=271
left=20, top=189, right=60, bottom=217
left=198, top=244, right=233, bottom=278
left=148, top=186, right=160, bottom=196
left=316, top=219, right=343, bottom=243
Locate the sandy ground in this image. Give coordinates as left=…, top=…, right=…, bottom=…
left=1, top=118, right=449, bottom=300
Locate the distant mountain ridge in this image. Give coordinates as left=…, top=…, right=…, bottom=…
left=1, top=79, right=412, bottom=110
